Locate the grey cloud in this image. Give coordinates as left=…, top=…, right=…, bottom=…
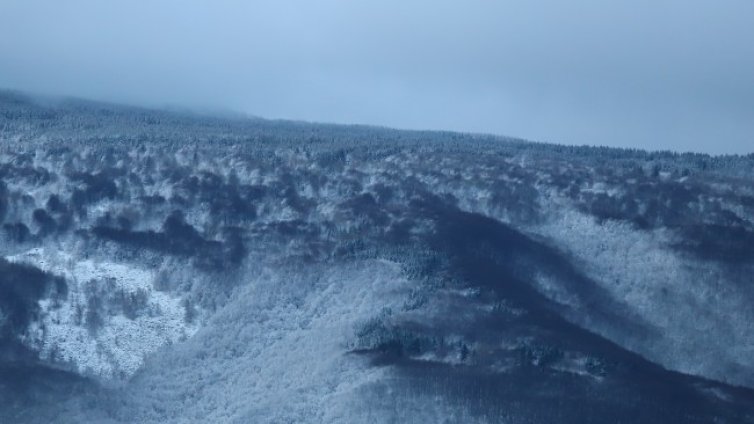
left=1, top=0, right=752, bottom=154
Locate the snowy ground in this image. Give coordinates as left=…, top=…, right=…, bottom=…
left=7, top=247, right=197, bottom=380
left=88, top=259, right=448, bottom=423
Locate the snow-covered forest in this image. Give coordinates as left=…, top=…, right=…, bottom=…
left=1, top=90, right=754, bottom=423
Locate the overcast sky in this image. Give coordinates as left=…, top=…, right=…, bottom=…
left=1, top=1, right=752, bottom=154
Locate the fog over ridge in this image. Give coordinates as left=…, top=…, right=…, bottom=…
left=1, top=0, right=752, bottom=154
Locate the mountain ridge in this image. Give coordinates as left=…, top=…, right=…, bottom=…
left=1, top=90, right=753, bottom=423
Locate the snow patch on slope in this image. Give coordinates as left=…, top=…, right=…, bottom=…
left=7, top=247, right=197, bottom=380
left=534, top=209, right=754, bottom=387
left=104, top=259, right=428, bottom=423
